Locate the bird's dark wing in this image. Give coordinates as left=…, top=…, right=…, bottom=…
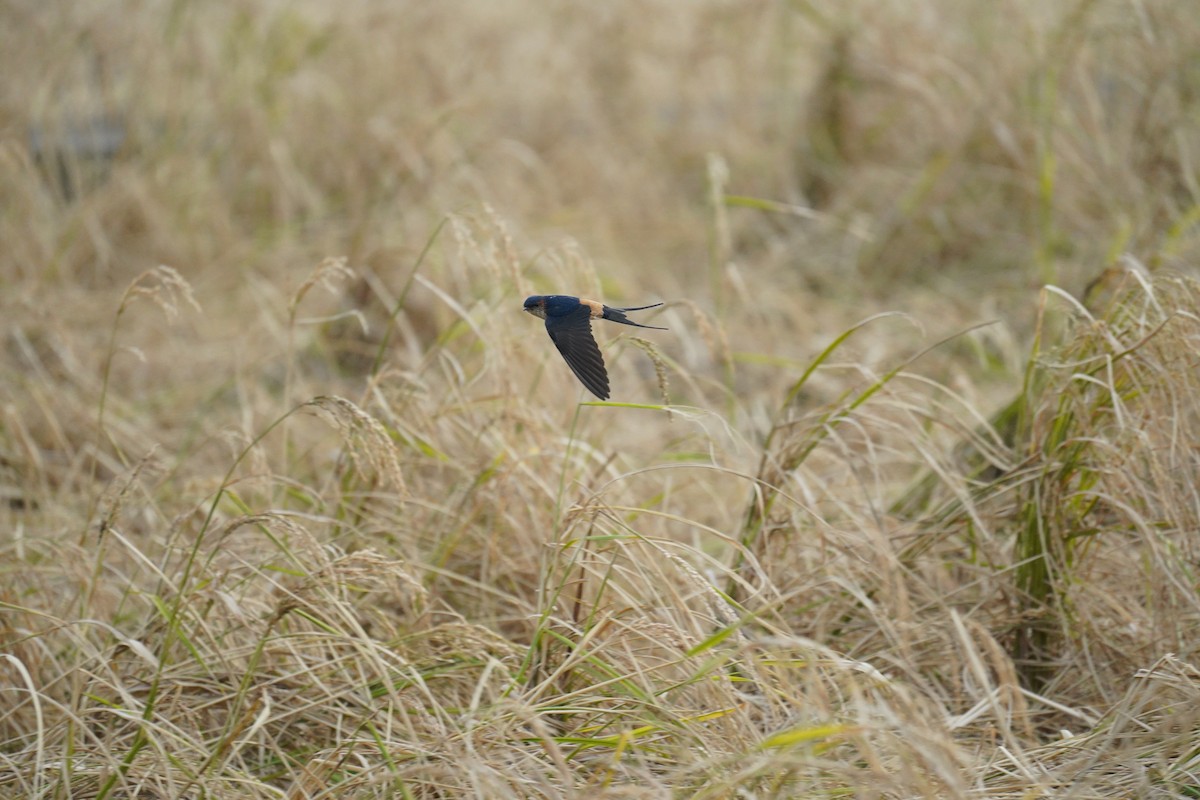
left=545, top=305, right=609, bottom=400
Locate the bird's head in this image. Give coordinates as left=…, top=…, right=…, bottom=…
left=523, top=296, right=548, bottom=320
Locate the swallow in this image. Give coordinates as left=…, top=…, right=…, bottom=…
left=523, top=295, right=666, bottom=400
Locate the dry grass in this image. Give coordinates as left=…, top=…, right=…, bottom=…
left=4, top=1, right=1200, bottom=797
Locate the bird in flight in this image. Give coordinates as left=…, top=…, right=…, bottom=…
left=523, top=295, right=666, bottom=400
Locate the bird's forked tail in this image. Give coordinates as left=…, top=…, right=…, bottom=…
left=601, top=302, right=667, bottom=329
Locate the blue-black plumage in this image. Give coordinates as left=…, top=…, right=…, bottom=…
left=523, top=295, right=666, bottom=400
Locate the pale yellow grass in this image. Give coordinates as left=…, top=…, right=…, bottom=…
left=3, top=1, right=1200, bottom=798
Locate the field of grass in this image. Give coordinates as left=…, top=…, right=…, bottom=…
left=4, top=1, right=1200, bottom=797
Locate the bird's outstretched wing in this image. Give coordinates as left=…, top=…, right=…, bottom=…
left=545, top=305, right=610, bottom=400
